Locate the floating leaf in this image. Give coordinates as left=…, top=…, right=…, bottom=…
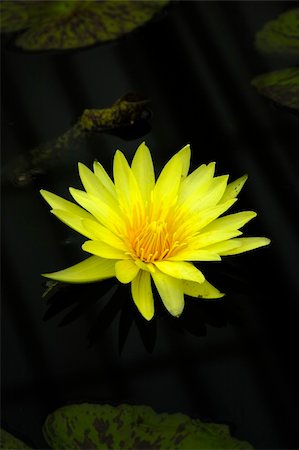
left=0, top=0, right=169, bottom=51
left=255, top=8, right=299, bottom=56
left=0, top=428, right=32, bottom=450
left=43, top=403, right=253, bottom=450
left=0, top=1, right=40, bottom=33
left=251, top=67, right=299, bottom=111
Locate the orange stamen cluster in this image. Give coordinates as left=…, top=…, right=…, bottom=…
left=132, top=220, right=178, bottom=262
left=124, top=200, right=190, bottom=262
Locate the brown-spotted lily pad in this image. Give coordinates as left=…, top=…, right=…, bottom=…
left=255, top=8, right=299, bottom=56
left=42, top=403, right=253, bottom=450
left=251, top=67, right=299, bottom=111
left=0, top=0, right=169, bottom=51
left=0, top=428, right=32, bottom=449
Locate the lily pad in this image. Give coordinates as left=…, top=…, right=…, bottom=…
left=43, top=403, right=253, bottom=450
left=0, top=0, right=169, bottom=51
left=0, top=428, right=32, bottom=449
left=255, top=8, right=299, bottom=56
left=251, top=67, right=299, bottom=111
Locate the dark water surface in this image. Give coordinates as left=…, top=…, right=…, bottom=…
left=2, top=2, right=299, bottom=449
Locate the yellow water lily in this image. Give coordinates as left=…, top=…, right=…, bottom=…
left=40, top=143, right=270, bottom=320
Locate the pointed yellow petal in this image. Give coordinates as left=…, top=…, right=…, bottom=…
left=201, top=211, right=257, bottom=233
left=178, top=162, right=215, bottom=203
left=192, top=229, right=242, bottom=249
left=82, top=240, right=130, bottom=259
left=131, top=142, right=155, bottom=201
left=168, top=249, right=221, bottom=261
left=115, top=260, right=140, bottom=284
left=79, top=162, right=104, bottom=196
left=154, top=261, right=205, bottom=283
left=183, top=279, right=225, bottom=299
left=200, top=240, right=242, bottom=255
left=113, top=150, right=142, bottom=209
left=42, top=256, right=115, bottom=283
left=93, top=160, right=117, bottom=199
left=220, top=174, right=248, bottom=202
left=78, top=162, right=117, bottom=206
left=151, top=270, right=184, bottom=317
left=177, top=144, right=191, bottom=179
left=51, top=209, right=95, bottom=239
left=192, top=199, right=237, bottom=231
left=193, top=175, right=229, bottom=211
left=69, top=188, right=123, bottom=234
left=153, top=153, right=182, bottom=204
left=82, top=219, right=127, bottom=251
left=220, top=237, right=270, bottom=255
left=40, top=189, right=91, bottom=219
left=131, top=270, right=154, bottom=320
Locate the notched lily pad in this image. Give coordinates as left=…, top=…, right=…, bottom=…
left=43, top=403, right=253, bottom=450
left=255, top=8, right=299, bottom=56
left=0, top=0, right=169, bottom=51
left=0, top=428, right=32, bottom=449
left=251, top=67, right=299, bottom=111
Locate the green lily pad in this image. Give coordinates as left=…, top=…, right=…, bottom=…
left=0, top=0, right=169, bottom=51
left=255, top=8, right=299, bottom=56
left=0, top=428, right=32, bottom=449
left=43, top=403, right=253, bottom=450
left=251, top=67, right=299, bottom=111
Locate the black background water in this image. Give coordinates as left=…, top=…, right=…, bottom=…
left=2, top=2, right=299, bottom=449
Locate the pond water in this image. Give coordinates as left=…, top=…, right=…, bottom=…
left=2, top=1, right=299, bottom=449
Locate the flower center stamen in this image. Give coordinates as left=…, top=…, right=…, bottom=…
left=129, top=219, right=185, bottom=262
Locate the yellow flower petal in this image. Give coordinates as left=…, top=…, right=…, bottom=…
left=177, top=144, right=191, bottom=179
left=167, top=249, right=221, bottom=261
left=115, top=260, right=140, bottom=284
left=40, top=189, right=91, bottom=219
left=131, top=142, right=155, bottom=201
left=113, top=150, right=142, bottom=210
left=192, top=175, right=229, bottom=211
left=135, top=260, right=156, bottom=273
left=82, top=240, right=130, bottom=259
left=151, top=270, right=184, bottom=317
left=200, top=240, right=242, bottom=255
left=178, top=162, right=215, bottom=203
left=131, top=270, right=154, bottom=320
left=154, top=261, right=205, bottom=283
left=220, top=174, right=248, bottom=202
left=192, top=199, right=238, bottom=232
left=220, top=237, right=270, bottom=255
left=93, top=160, right=117, bottom=199
left=69, top=188, right=123, bottom=234
left=78, top=162, right=117, bottom=206
left=183, top=279, right=225, bottom=299
left=82, top=219, right=127, bottom=251
left=201, top=211, right=257, bottom=233
left=192, top=229, right=243, bottom=249
left=152, top=153, right=182, bottom=206
left=51, top=209, right=95, bottom=239
left=42, top=256, right=115, bottom=283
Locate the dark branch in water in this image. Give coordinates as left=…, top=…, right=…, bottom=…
left=2, top=94, right=151, bottom=188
